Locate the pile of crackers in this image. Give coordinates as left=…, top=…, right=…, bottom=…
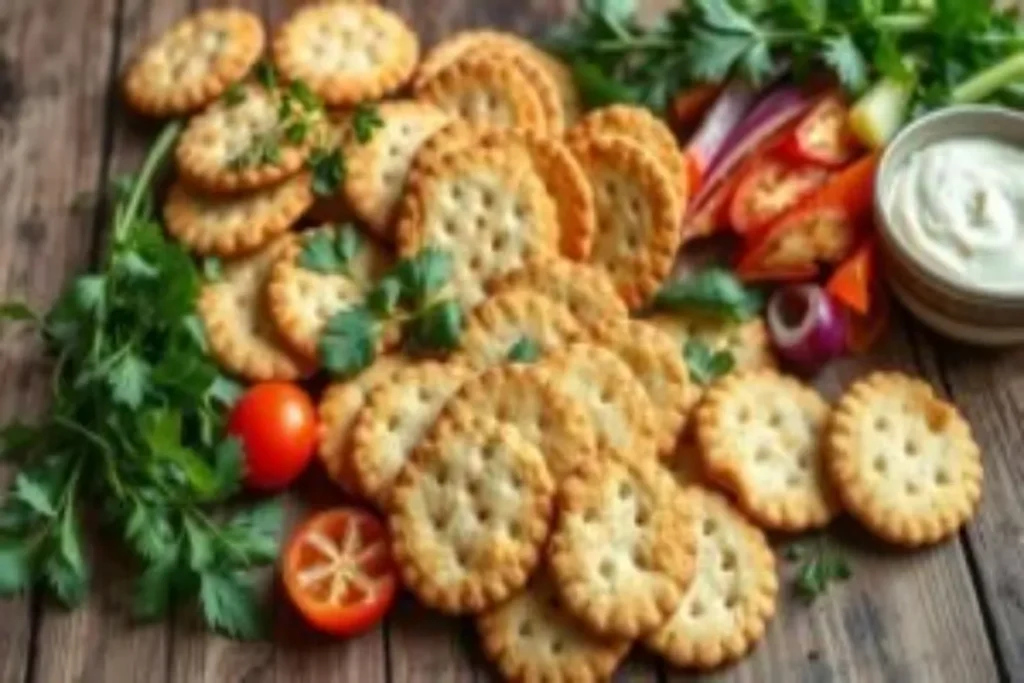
left=123, top=3, right=985, bottom=680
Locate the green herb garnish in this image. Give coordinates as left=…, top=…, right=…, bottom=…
left=0, top=123, right=281, bottom=639
left=507, top=337, right=542, bottom=363
left=221, top=82, right=246, bottom=107
left=352, top=103, right=385, bottom=144
left=308, top=147, right=346, bottom=197
left=790, top=540, right=853, bottom=601
left=254, top=60, right=278, bottom=90
left=298, top=225, right=362, bottom=274
left=202, top=256, right=224, bottom=282
left=684, top=339, right=735, bottom=385
left=652, top=268, right=763, bottom=322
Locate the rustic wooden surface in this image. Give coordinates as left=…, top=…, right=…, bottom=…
left=0, top=0, right=1018, bottom=681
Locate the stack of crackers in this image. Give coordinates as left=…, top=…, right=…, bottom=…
left=124, top=3, right=985, bottom=680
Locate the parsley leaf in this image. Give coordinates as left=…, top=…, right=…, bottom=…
left=254, top=60, right=278, bottom=90
left=222, top=83, right=246, bottom=107
left=404, top=300, right=463, bottom=355
left=199, top=570, right=264, bottom=640
left=684, top=339, right=735, bottom=385
left=352, top=104, right=385, bottom=144
left=320, top=307, right=380, bottom=378
left=108, top=354, right=151, bottom=409
left=297, top=225, right=362, bottom=274
left=652, top=268, right=763, bottom=322
left=202, top=257, right=223, bottom=282
left=0, top=542, right=31, bottom=595
left=793, top=541, right=853, bottom=601
left=507, top=337, right=542, bottom=363
left=288, top=80, right=321, bottom=111
left=824, top=34, right=870, bottom=93
left=396, top=248, right=452, bottom=309
left=308, top=147, right=346, bottom=197
left=366, top=276, right=403, bottom=317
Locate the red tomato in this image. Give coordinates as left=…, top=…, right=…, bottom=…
left=228, top=382, right=317, bottom=490
left=283, top=508, right=398, bottom=637
left=728, top=158, right=830, bottom=235
left=781, top=94, right=859, bottom=168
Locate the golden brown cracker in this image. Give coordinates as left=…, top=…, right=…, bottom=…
left=648, top=313, right=777, bottom=378
left=541, top=343, right=660, bottom=464
left=645, top=487, right=778, bottom=669
left=197, top=237, right=311, bottom=381
left=350, top=361, right=473, bottom=510
left=440, top=364, right=597, bottom=482
left=390, top=413, right=555, bottom=614
left=548, top=456, right=698, bottom=639
left=272, top=3, right=419, bottom=106
left=568, top=135, right=682, bottom=310
left=460, top=289, right=584, bottom=370
left=396, top=143, right=560, bottom=309
left=123, top=8, right=265, bottom=117
left=589, top=318, right=700, bottom=455
left=317, top=355, right=408, bottom=497
left=827, top=372, right=983, bottom=547
left=343, top=101, right=451, bottom=237
left=477, top=570, right=630, bottom=683
left=164, top=174, right=313, bottom=257
left=696, top=370, right=840, bottom=532
left=176, top=83, right=315, bottom=193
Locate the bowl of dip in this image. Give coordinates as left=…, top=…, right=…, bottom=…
left=875, top=105, right=1024, bottom=345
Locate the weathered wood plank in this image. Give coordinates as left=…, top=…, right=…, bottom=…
left=0, top=0, right=136, bottom=681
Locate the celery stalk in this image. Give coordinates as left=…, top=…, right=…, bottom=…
left=848, top=78, right=915, bottom=149
left=951, top=52, right=1024, bottom=105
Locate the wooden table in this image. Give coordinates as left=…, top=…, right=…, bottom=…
left=0, top=1, right=1020, bottom=681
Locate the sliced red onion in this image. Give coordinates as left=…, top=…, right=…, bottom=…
left=689, top=87, right=814, bottom=217
left=686, top=79, right=757, bottom=176
left=767, top=284, right=847, bottom=374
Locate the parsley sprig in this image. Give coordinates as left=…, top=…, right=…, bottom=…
left=652, top=268, right=764, bottom=322
left=684, top=339, right=735, bottom=385
left=319, top=248, right=463, bottom=378
left=0, top=123, right=281, bottom=639
left=787, top=539, right=853, bottom=601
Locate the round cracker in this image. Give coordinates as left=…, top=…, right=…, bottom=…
left=415, top=53, right=551, bottom=135
left=569, top=104, right=688, bottom=201
left=549, top=456, right=698, bottom=639
left=350, top=361, right=473, bottom=510
left=272, top=3, right=419, bottom=106
left=123, top=8, right=265, bottom=117
left=197, top=237, right=311, bottom=381
left=343, top=101, right=451, bottom=237
left=440, top=364, right=597, bottom=481
left=589, top=318, right=700, bottom=455
left=461, top=289, right=584, bottom=370
left=176, top=83, right=315, bottom=194
left=696, top=370, right=841, bottom=532
left=318, top=355, right=409, bottom=497
left=164, top=174, right=313, bottom=256
left=827, top=372, right=983, bottom=547
left=647, top=313, right=776, bottom=380
left=477, top=570, right=630, bottom=683
left=396, top=143, right=560, bottom=309
left=390, top=413, right=555, bottom=614
left=266, top=225, right=394, bottom=361
left=645, top=487, right=778, bottom=669
left=568, top=135, right=682, bottom=310
left=490, top=256, right=629, bottom=327
left=540, top=343, right=660, bottom=464
left=667, top=435, right=707, bottom=487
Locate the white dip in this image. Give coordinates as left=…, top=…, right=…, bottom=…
left=887, top=136, right=1024, bottom=293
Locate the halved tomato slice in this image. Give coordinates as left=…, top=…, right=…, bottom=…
left=781, top=94, right=859, bottom=168
left=282, top=508, right=397, bottom=637
left=728, top=158, right=830, bottom=235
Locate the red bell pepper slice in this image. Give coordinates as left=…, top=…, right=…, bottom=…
left=780, top=93, right=860, bottom=168
left=735, top=153, right=880, bottom=281
left=728, top=158, right=831, bottom=235
left=827, top=239, right=877, bottom=316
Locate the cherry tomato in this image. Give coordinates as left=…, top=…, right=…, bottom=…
left=781, top=94, right=860, bottom=168
left=228, top=382, right=317, bottom=490
left=283, top=508, right=398, bottom=637
left=728, top=158, right=830, bottom=235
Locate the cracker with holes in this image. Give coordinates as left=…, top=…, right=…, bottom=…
left=267, top=225, right=394, bottom=361
left=827, top=372, right=983, bottom=547
left=645, top=487, right=778, bottom=669
left=541, top=343, right=660, bottom=464
left=343, top=101, right=451, bottom=237
left=415, top=53, right=555, bottom=135
left=350, top=362, right=473, bottom=510
left=441, top=365, right=597, bottom=482
left=318, top=356, right=409, bottom=498
left=176, top=84, right=315, bottom=194
left=649, top=313, right=777, bottom=377
left=123, top=8, right=264, bottom=117
left=390, top=414, right=555, bottom=614
left=413, top=30, right=581, bottom=128
left=396, top=144, right=560, bottom=309
left=590, top=318, right=701, bottom=455
left=164, top=174, right=313, bottom=257
left=491, top=256, right=629, bottom=327
left=549, top=456, right=697, bottom=639
left=273, top=3, right=419, bottom=106
left=477, top=570, right=630, bottom=683
left=569, top=135, right=682, bottom=310
left=696, top=370, right=840, bottom=532
left=667, top=436, right=707, bottom=487
left=198, top=237, right=311, bottom=381
left=461, top=289, right=584, bottom=370
left=568, top=105, right=689, bottom=202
